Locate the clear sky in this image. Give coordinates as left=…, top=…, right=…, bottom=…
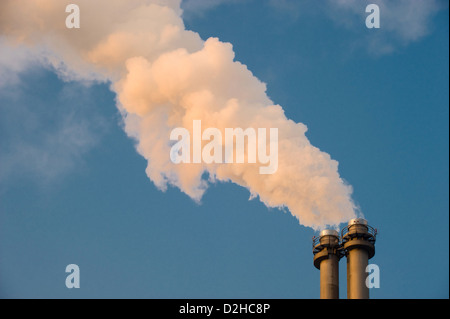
left=0, top=0, right=448, bottom=299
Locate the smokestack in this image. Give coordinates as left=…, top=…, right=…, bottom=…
left=312, top=229, right=342, bottom=299
left=341, top=218, right=377, bottom=299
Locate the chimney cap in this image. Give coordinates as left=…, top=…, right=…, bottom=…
left=320, top=229, right=339, bottom=238
left=348, top=218, right=368, bottom=226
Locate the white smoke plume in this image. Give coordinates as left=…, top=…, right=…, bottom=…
left=0, top=0, right=358, bottom=229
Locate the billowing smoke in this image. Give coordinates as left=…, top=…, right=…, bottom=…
left=0, top=0, right=358, bottom=229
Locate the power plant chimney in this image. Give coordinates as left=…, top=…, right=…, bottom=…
left=312, top=219, right=377, bottom=299
left=341, top=218, right=377, bottom=299
left=312, top=229, right=342, bottom=299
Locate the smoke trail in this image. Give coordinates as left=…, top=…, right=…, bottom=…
left=0, top=0, right=358, bottom=229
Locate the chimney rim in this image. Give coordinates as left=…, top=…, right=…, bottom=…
left=319, top=229, right=339, bottom=238
left=348, top=218, right=368, bottom=226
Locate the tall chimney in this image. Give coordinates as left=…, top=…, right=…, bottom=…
left=341, top=218, right=377, bottom=299
left=312, top=229, right=342, bottom=299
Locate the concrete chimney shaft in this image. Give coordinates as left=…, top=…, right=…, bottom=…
left=313, top=229, right=341, bottom=299
left=342, top=218, right=376, bottom=299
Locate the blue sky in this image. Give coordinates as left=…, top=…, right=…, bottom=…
left=0, top=0, right=448, bottom=298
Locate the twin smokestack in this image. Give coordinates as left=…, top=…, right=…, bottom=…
left=312, top=218, right=377, bottom=299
